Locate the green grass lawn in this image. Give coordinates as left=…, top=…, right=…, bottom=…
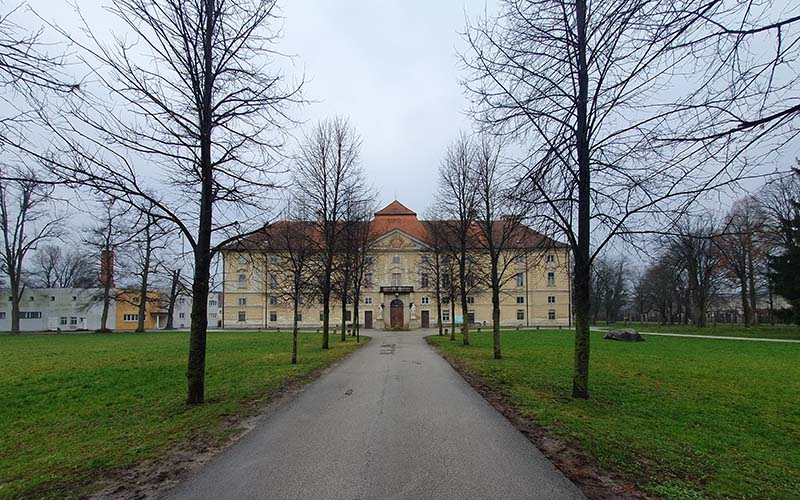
left=428, top=330, right=800, bottom=500
left=594, top=322, right=800, bottom=340
left=0, top=331, right=365, bottom=500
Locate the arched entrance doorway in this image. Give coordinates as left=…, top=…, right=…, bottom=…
left=390, top=299, right=404, bottom=328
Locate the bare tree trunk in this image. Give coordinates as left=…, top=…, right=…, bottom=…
left=165, top=269, right=180, bottom=330
left=459, top=254, right=470, bottom=346
left=186, top=0, right=214, bottom=404
left=572, top=0, right=591, bottom=400
left=100, top=281, right=111, bottom=332
left=322, top=283, right=330, bottom=349
left=340, top=290, right=347, bottom=342
left=135, top=230, right=152, bottom=333
left=353, top=298, right=360, bottom=343
left=747, top=240, right=758, bottom=325
left=491, top=262, right=501, bottom=359
left=10, top=282, right=20, bottom=335
left=292, top=297, right=298, bottom=364
left=436, top=283, right=443, bottom=337
left=450, top=299, right=456, bottom=341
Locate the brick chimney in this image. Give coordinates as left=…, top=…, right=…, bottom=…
left=100, top=250, right=115, bottom=287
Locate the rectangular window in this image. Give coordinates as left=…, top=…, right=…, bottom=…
left=392, top=255, right=400, bottom=264
left=238, top=311, right=246, bottom=322
left=269, top=311, right=277, bottom=322
left=209, top=312, right=217, bottom=319
left=238, top=297, right=247, bottom=306
left=365, top=273, right=373, bottom=288
left=467, top=296, right=474, bottom=304
left=442, top=310, right=450, bottom=322
left=548, top=296, right=556, bottom=304
left=238, top=273, right=247, bottom=288
left=319, top=311, right=324, bottom=321
left=299, top=296, right=305, bottom=305
left=516, top=273, right=524, bottom=287
left=0, top=312, right=5, bottom=319
left=421, top=296, right=429, bottom=305
left=269, top=273, right=278, bottom=287
left=20, top=311, right=42, bottom=319
left=269, top=295, right=278, bottom=305
left=516, top=296, right=524, bottom=304
left=421, top=273, right=430, bottom=288
left=209, top=299, right=217, bottom=306
left=179, top=312, right=185, bottom=319
left=391, top=273, right=401, bottom=286
left=296, top=312, right=303, bottom=322
left=517, top=309, right=525, bottom=320
left=269, top=255, right=278, bottom=265
left=345, top=310, right=352, bottom=321
left=467, top=311, right=475, bottom=324
left=178, top=297, right=185, bottom=305
left=548, top=309, right=556, bottom=320
left=547, top=272, right=556, bottom=287
left=60, top=316, right=68, bottom=325
left=123, top=314, right=138, bottom=322
left=546, top=254, right=555, bottom=263
left=365, top=296, right=373, bottom=305
left=70, top=317, right=78, bottom=325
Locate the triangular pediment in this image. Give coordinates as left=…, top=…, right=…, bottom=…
left=372, top=229, right=429, bottom=250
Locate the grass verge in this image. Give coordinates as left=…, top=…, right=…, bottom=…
left=428, top=330, right=800, bottom=500
left=595, top=322, right=800, bottom=340
left=0, top=330, right=366, bottom=499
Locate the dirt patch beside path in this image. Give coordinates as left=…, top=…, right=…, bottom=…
left=426, top=337, right=654, bottom=500
left=86, top=340, right=369, bottom=500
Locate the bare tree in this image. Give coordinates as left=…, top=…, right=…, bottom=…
left=462, top=0, right=795, bottom=398
left=266, top=202, right=318, bottom=364
left=129, top=210, right=171, bottom=332
left=0, top=168, right=59, bottom=334
left=29, top=243, right=95, bottom=288
left=84, top=197, right=131, bottom=332
left=421, top=211, right=451, bottom=337
left=435, top=133, right=479, bottom=346
left=715, top=197, right=769, bottom=326
left=349, top=201, right=376, bottom=344
left=36, top=0, right=301, bottom=403
left=590, top=255, right=628, bottom=325
left=294, top=116, right=366, bottom=349
left=473, top=136, right=534, bottom=358
left=663, top=219, right=722, bottom=327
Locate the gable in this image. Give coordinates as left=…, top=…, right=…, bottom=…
left=372, top=229, right=429, bottom=251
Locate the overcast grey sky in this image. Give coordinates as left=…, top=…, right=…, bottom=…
left=31, top=0, right=497, bottom=215
left=278, top=1, right=497, bottom=213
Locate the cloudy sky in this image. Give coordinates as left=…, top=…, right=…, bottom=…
left=29, top=0, right=497, bottom=216
left=279, top=0, right=497, bottom=213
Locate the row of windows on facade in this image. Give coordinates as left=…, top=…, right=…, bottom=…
left=251, top=254, right=555, bottom=267
left=235, top=308, right=558, bottom=323
left=235, top=294, right=558, bottom=307
left=237, top=270, right=558, bottom=290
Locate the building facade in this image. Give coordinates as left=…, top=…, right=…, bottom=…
left=221, top=201, right=572, bottom=330
left=0, top=288, right=111, bottom=332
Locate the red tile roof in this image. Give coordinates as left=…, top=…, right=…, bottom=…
left=228, top=201, right=566, bottom=251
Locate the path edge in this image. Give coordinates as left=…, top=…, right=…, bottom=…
left=424, top=336, right=655, bottom=500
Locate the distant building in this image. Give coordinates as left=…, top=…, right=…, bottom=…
left=220, top=200, right=572, bottom=330
left=0, top=288, right=111, bottom=332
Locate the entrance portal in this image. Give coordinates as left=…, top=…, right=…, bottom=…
left=364, top=310, right=373, bottom=329
left=421, top=310, right=430, bottom=328
left=390, top=299, right=404, bottom=328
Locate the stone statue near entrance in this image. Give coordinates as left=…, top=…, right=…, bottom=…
left=378, top=303, right=384, bottom=318
left=409, top=302, right=417, bottom=319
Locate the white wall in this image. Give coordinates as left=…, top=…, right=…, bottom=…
left=0, top=288, right=113, bottom=332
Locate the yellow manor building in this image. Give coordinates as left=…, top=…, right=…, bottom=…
left=221, top=201, right=572, bottom=330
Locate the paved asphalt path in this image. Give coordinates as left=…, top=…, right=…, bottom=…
left=168, top=329, right=585, bottom=500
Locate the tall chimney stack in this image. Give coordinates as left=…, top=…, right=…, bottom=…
left=100, top=250, right=115, bottom=287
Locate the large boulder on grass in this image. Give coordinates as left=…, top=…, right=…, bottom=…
left=604, top=328, right=644, bottom=342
